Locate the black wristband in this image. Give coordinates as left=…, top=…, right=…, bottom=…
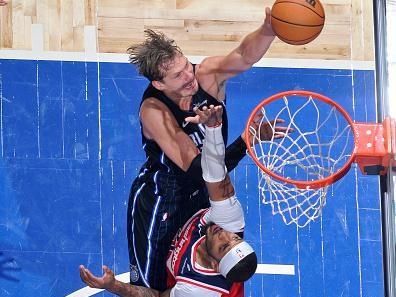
left=185, top=154, right=205, bottom=186
left=185, top=136, right=246, bottom=186
left=225, top=136, right=247, bottom=172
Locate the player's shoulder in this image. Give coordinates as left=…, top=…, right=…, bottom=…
left=140, top=97, right=174, bottom=123
left=196, top=57, right=227, bottom=100
left=141, top=96, right=170, bottom=113
left=197, top=56, right=224, bottom=75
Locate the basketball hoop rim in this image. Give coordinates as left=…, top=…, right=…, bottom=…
left=244, top=90, right=357, bottom=189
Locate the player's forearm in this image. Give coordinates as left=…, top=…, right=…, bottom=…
left=201, top=125, right=226, bottom=183
left=107, top=280, right=159, bottom=297
left=187, top=133, right=246, bottom=187
left=236, top=24, right=275, bottom=66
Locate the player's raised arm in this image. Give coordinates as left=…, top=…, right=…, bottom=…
left=186, top=105, right=235, bottom=200
left=198, top=7, right=275, bottom=92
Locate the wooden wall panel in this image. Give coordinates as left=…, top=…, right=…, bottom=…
left=0, top=3, right=12, bottom=48
left=11, top=0, right=25, bottom=48
left=48, top=0, right=61, bottom=51
left=0, top=0, right=375, bottom=61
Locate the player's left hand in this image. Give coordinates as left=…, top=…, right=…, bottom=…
left=243, top=113, right=292, bottom=146
left=185, top=105, right=223, bottom=127
left=263, top=7, right=275, bottom=37
left=79, top=265, right=115, bottom=290
left=0, top=0, right=9, bottom=6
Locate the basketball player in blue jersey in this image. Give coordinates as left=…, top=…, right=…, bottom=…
left=80, top=105, right=288, bottom=296
left=125, top=7, right=276, bottom=293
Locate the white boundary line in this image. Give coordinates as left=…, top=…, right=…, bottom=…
left=256, top=263, right=295, bottom=275
left=65, top=272, right=129, bottom=297
left=0, top=50, right=375, bottom=70
left=65, top=264, right=295, bottom=297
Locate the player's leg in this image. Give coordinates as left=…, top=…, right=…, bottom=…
left=127, top=174, right=208, bottom=291
left=127, top=180, right=170, bottom=291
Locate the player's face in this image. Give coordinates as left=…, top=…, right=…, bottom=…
left=205, top=224, right=243, bottom=262
left=157, top=54, right=198, bottom=98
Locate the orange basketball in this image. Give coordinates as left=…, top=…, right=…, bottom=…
left=271, top=0, right=325, bottom=45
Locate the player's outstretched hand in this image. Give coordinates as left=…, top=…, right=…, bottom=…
left=185, top=105, right=223, bottom=127
left=79, top=265, right=115, bottom=290
left=244, top=113, right=293, bottom=146
left=263, top=7, right=276, bottom=37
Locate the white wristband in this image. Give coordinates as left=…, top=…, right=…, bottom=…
left=204, top=196, right=245, bottom=233
left=201, top=124, right=227, bottom=182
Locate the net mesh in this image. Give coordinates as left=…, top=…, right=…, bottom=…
left=248, top=93, right=355, bottom=227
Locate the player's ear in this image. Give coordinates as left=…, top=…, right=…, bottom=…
left=152, top=80, right=165, bottom=91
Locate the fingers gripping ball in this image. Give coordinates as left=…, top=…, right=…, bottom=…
left=271, top=0, right=325, bottom=45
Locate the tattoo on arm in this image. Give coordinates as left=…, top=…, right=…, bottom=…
left=219, top=175, right=235, bottom=198
left=205, top=175, right=235, bottom=200
left=135, top=286, right=159, bottom=297
left=115, top=284, right=160, bottom=297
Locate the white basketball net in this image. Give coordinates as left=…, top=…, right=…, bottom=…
left=248, top=93, right=354, bottom=227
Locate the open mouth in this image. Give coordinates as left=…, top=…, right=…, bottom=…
left=184, top=79, right=195, bottom=90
